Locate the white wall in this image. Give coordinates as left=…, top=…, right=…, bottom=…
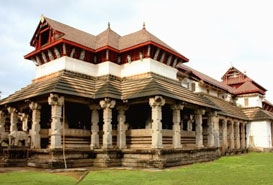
left=246, top=120, right=272, bottom=149
left=35, top=56, right=178, bottom=80
left=236, top=96, right=263, bottom=108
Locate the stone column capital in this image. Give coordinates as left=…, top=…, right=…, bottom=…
left=116, top=104, right=129, bottom=112
left=171, top=104, right=184, bottom=111
left=29, top=102, right=41, bottom=110
left=100, top=98, right=116, bottom=109
left=48, top=93, right=64, bottom=106
left=89, top=103, right=101, bottom=111
left=194, top=109, right=205, bottom=115
left=208, top=111, right=218, bottom=117
left=7, top=107, right=17, bottom=114
left=0, top=110, right=6, bottom=118
left=149, top=96, right=165, bottom=107
left=19, top=113, right=28, bottom=121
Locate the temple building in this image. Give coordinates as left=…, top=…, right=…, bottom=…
left=0, top=15, right=272, bottom=168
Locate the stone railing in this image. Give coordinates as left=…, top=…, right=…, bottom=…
left=126, top=129, right=152, bottom=149
left=42, top=128, right=91, bottom=137
left=181, top=130, right=196, bottom=147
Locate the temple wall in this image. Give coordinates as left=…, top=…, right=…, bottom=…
left=236, top=96, right=263, bottom=108
left=246, top=120, right=272, bottom=149
left=35, top=57, right=178, bottom=80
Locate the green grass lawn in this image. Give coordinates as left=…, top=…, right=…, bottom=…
left=0, top=152, right=272, bottom=185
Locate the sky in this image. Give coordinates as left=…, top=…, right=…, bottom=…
left=1, top=0, right=273, bottom=102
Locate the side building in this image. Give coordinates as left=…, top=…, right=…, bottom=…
left=0, top=16, right=270, bottom=169
left=222, top=67, right=273, bottom=151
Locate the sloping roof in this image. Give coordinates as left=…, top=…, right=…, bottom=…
left=121, top=73, right=220, bottom=110
left=203, top=94, right=248, bottom=120
left=0, top=71, right=96, bottom=105
left=221, top=66, right=266, bottom=92
left=95, top=25, right=121, bottom=50
left=177, top=63, right=234, bottom=93
left=242, top=107, right=273, bottom=121
left=0, top=71, right=219, bottom=110
left=27, top=16, right=188, bottom=62
left=234, top=81, right=265, bottom=95
left=44, top=17, right=97, bottom=49
left=119, top=28, right=188, bottom=61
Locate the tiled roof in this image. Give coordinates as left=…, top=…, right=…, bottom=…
left=242, top=107, right=273, bottom=121
left=95, top=26, right=121, bottom=50
left=0, top=71, right=218, bottom=110
left=0, top=71, right=96, bottom=104
left=203, top=94, right=248, bottom=120
left=221, top=66, right=266, bottom=92
left=121, top=73, right=220, bottom=109
left=177, top=63, right=234, bottom=93
left=45, top=17, right=97, bottom=49
left=234, top=81, right=265, bottom=95
left=41, top=16, right=188, bottom=61
left=119, top=28, right=186, bottom=58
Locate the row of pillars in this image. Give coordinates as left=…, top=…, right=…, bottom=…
left=0, top=102, right=41, bottom=148
left=0, top=94, right=246, bottom=151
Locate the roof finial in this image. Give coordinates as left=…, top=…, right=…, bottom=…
left=143, top=22, right=146, bottom=29
left=40, top=14, right=45, bottom=23
left=230, top=61, right=233, bottom=67
left=108, top=22, right=110, bottom=29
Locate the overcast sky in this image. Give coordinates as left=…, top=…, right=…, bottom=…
left=1, top=0, right=273, bottom=102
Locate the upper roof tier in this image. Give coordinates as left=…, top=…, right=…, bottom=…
left=24, top=15, right=188, bottom=64
left=222, top=66, right=266, bottom=95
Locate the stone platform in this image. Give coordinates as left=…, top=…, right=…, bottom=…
left=0, top=147, right=228, bottom=169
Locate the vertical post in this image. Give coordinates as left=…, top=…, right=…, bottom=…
left=207, top=111, right=218, bottom=147
left=117, top=105, right=128, bottom=149
left=29, top=102, right=41, bottom=149
left=0, top=110, right=6, bottom=133
left=149, top=96, right=165, bottom=149
left=194, top=109, right=205, bottom=148
left=171, top=104, right=183, bottom=149
left=221, top=119, right=228, bottom=152
left=207, top=112, right=214, bottom=147
left=214, top=116, right=220, bottom=147
left=48, top=94, right=64, bottom=149
left=241, top=122, right=246, bottom=149
left=8, top=107, right=18, bottom=132
left=100, top=98, right=116, bottom=149
left=20, top=113, right=29, bottom=132
left=235, top=122, right=240, bottom=149
left=187, top=115, right=194, bottom=131
left=230, top=121, right=235, bottom=150
left=89, top=104, right=100, bottom=149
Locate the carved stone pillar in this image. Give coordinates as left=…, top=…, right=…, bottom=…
left=187, top=115, right=194, bottom=131
left=20, top=113, right=28, bottom=132
left=221, top=119, right=228, bottom=151
left=89, top=104, right=100, bottom=149
left=171, top=104, right=183, bottom=149
left=0, top=110, right=6, bottom=133
left=29, top=102, right=41, bottom=149
left=195, top=109, right=205, bottom=148
left=207, top=111, right=218, bottom=147
left=214, top=117, right=220, bottom=147
left=241, top=122, right=246, bottom=149
left=100, top=98, right=116, bottom=149
left=8, top=107, right=18, bottom=132
left=235, top=122, right=240, bottom=149
left=48, top=94, right=64, bottom=149
left=117, top=105, right=128, bottom=149
left=207, top=112, right=214, bottom=147
left=228, top=121, right=235, bottom=149
left=149, top=96, right=165, bottom=149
